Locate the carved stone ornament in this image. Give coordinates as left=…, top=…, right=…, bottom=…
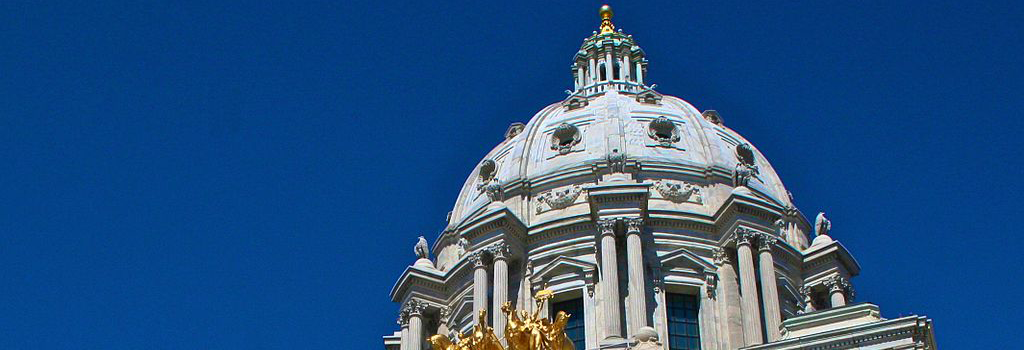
left=478, top=159, right=497, bottom=182
left=469, top=251, right=487, bottom=268
left=705, top=274, right=718, bottom=299
left=535, top=184, right=583, bottom=213
left=702, top=110, right=724, bottom=125
left=404, top=299, right=427, bottom=317
left=824, top=275, right=855, bottom=300
left=758, top=234, right=778, bottom=252
left=815, top=212, right=832, bottom=237
left=735, top=227, right=758, bottom=246
left=732, top=143, right=760, bottom=188
left=487, top=242, right=510, bottom=261
left=483, top=182, right=503, bottom=202
left=550, top=122, right=582, bottom=155
left=597, top=218, right=617, bottom=236
left=504, top=122, right=525, bottom=140
left=439, top=306, right=452, bottom=321
left=624, top=217, right=643, bottom=234
left=607, top=148, right=627, bottom=173
left=713, top=247, right=731, bottom=266
left=648, top=116, right=681, bottom=146
left=653, top=180, right=703, bottom=204
left=456, top=237, right=470, bottom=258
left=414, top=236, right=430, bottom=259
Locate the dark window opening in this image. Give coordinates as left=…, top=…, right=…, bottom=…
left=667, top=293, right=701, bottom=350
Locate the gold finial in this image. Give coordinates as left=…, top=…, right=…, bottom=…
left=599, top=5, right=615, bottom=34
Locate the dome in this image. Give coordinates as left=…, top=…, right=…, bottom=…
left=436, top=11, right=804, bottom=263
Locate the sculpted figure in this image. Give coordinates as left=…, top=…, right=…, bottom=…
left=815, top=212, right=831, bottom=237
left=414, top=236, right=430, bottom=259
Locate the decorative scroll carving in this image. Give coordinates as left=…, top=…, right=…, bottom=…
left=713, top=247, right=731, bottom=266
left=653, top=180, right=703, bottom=204
left=624, top=217, right=643, bottom=234
left=758, top=234, right=778, bottom=252
left=735, top=227, right=758, bottom=246
left=469, top=251, right=487, bottom=268
left=535, top=185, right=583, bottom=213
left=403, top=299, right=427, bottom=317
left=597, top=218, right=617, bottom=236
left=824, top=275, right=855, bottom=301
left=550, top=123, right=582, bottom=155
left=648, top=116, right=680, bottom=146
left=487, top=242, right=510, bottom=261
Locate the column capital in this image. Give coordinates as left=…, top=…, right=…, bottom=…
left=403, top=299, right=428, bottom=317
left=824, top=275, right=854, bottom=300
left=487, top=242, right=511, bottom=261
left=397, top=309, right=409, bottom=326
left=735, top=227, right=758, bottom=246
left=439, top=306, right=451, bottom=321
left=597, top=218, right=617, bottom=237
left=757, top=233, right=778, bottom=252
left=469, top=251, right=487, bottom=268
left=624, top=217, right=643, bottom=234
left=713, top=247, right=732, bottom=266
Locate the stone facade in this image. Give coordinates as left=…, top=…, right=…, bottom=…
left=383, top=6, right=936, bottom=350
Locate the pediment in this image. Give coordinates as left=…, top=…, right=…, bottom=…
left=659, top=247, right=714, bottom=274
left=531, top=256, right=596, bottom=284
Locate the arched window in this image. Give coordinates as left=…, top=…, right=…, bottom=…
left=613, top=62, right=621, bottom=80
left=599, top=64, right=607, bottom=81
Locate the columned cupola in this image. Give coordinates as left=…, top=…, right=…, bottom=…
left=570, top=5, right=650, bottom=97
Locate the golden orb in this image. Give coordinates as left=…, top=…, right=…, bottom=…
left=599, top=5, right=613, bottom=19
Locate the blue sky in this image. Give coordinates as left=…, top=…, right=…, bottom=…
left=1, top=1, right=1021, bottom=348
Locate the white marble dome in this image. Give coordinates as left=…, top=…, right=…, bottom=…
left=446, top=93, right=794, bottom=232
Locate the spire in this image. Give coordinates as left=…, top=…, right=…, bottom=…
left=599, top=5, right=615, bottom=34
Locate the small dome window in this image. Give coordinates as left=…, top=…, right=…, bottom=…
left=648, top=116, right=680, bottom=146
left=478, top=159, right=497, bottom=182
left=613, top=62, right=621, bottom=80
left=735, top=143, right=756, bottom=166
left=550, top=123, right=582, bottom=155
left=599, top=64, right=608, bottom=81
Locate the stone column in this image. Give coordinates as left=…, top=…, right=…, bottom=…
left=471, top=251, right=489, bottom=325
left=714, top=247, right=744, bottom=349
left=757, top=234, right=782, bottom=342
left=623, top=54, right=632, bottom=82
left=407, top=300, right=426, bottom=350
left=437, top=307, right=451, bottom=339
left=635, top=62, right=644, bottom=85
left=605, top=52, right=614, bottom=82
left=397, top=311, right=409, bottom=350
left=735, top=228, right=763, bottom=346
left=597, top=218, right=623, bottom=340
left=490, top=243, right=510, bottom=344
left=825, top=275, right=853, bottom=308
left=624, top=218, right=648, bottom=336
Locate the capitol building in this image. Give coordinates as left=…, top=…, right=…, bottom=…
left=383, top=6, right=936, bottom=350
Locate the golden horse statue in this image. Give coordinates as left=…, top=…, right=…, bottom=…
left=429, top=309, right=503, bottom=350
left=429, top=290, right=574, bottom=350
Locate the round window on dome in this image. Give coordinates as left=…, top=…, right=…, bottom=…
left=736, top=143, right=756, bottom=166
left=648, top=116, right=680, bottom=146
left=550, top=123, right=582, bottom=155
left=478, top=159, right=497, bottom=182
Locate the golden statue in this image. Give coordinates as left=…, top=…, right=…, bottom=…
left=428, top=289, right=575, bottom=350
